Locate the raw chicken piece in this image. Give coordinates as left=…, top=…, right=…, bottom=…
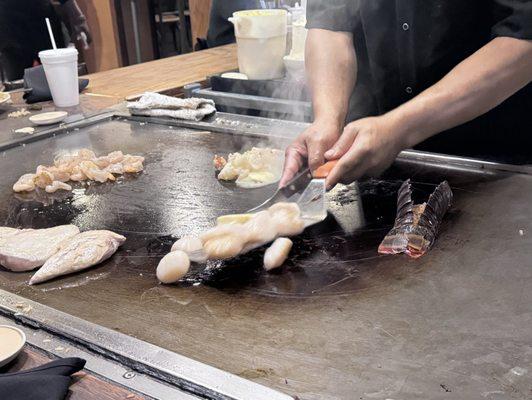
left=29, top=230, right=126, bottom=284
left=0, top=227, right=19, bottom=240
left=171, top=236, right=207, bottom=262
left=13, top=174, right=36, bottom=192
left=0, top=225, right=80, bottom=271
left=45, top=181, right=73, bottom=193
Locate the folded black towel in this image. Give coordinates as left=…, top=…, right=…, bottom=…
left=22, top=65, right=89, bottom=104
left=0, top=357, right=86, bottom=400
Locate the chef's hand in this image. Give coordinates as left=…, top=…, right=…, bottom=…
left=62, top=0, right=93, bottom=45
left=324, top=116, right=403, bottom=189
left=279, top=120, right=342, bottom=187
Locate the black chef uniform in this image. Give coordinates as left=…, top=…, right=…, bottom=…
left=206, top=0, right=258, bottom=48
left=0, top=0, right=69, bottom=81
left=307, top=0, right=532, bottom=163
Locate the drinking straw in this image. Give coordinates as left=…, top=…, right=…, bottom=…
left=45, top=18, right=58, bottom=50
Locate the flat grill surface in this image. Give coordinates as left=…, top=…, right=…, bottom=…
left=0, top=119, right=531, bottom=399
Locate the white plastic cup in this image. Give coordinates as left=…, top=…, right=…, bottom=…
left=38, top=48, right=79, bottom=107
left=229, top=10, right=287, bottom=80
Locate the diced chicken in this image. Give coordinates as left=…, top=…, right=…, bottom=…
left=29, top=230, right=126, bottom=285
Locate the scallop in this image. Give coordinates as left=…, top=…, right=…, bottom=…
left=272, top=214, right=306, bottom=237
left=268, top=202, right=301, bottom=219
left=200, top=224, right=246, bottom=243
left=156, top=250, right=190, bottom=284
left=204, top=235, right=245, bottom=260
left=243, top=211, right=278, bottom=245
left=171, top=236, right=207, bottom=262
left=263, top=238, right=293, bottom=271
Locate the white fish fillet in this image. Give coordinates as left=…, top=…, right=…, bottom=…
left=0, top=225, right=80, bottom=272
left=29, top=230, right=126, bottom=285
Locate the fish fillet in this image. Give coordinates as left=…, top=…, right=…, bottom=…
left=29, top=230, right=126, bottom=285
left=0, top=225, right=80, bottom=272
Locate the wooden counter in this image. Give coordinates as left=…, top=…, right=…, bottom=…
left=84, top=44, right=237, bottom=100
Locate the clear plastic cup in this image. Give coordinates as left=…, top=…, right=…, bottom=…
left=38, top=48, right=79, bottom=107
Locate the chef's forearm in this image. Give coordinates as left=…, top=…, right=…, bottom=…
left=385, top=37, right=532, bottom=149
left=306, top=29, right=357, bottom=128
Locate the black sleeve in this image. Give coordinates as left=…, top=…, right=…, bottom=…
left=491, top=0, right=532, bottom=40
left=306, top=0, right=359, bottom=33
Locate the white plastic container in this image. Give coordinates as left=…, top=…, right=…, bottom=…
left=229, top=9, right=287, bottom=80
left=38, top=48, right=79, bottom=107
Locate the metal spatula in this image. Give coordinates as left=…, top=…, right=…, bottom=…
left=248, top=160, right=338, bottom=228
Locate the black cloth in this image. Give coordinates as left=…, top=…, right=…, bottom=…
left=206, top=0, right=258, bottom=48
left=307, top=0, right=532, bottom=163
left=0, top=0, right=66, bottom=81
left=0, top=357, right=85, bottom=400
left=22, top=65, right=89, bottom=104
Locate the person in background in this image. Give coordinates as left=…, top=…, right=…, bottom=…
left=204, top=1, right=297, bottom=48
left=205, top=0, right=257, bottom=48
left=280, top=0, right=532, bottom=189
left=0, top=0, right=91, bottom=81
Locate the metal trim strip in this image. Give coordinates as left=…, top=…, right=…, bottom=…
left=0, top=289, right=293, bottom=400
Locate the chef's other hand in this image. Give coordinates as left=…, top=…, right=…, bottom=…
left=324, top=116, right=402, bottom=189
left=280, top=120, right=342, bottom=187
left=62, top=0, right=93, bottom=45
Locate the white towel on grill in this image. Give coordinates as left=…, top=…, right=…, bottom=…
left=127, top=92, right=216, bottom=121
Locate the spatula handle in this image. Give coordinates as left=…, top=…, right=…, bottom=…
left=313, top=160, right=339, bottom=179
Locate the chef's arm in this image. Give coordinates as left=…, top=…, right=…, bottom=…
left=280, top=29, right=356, bottom=185
left=325, top=37, right=532, bottom=187
left=388, top=36, right=532, bottom=149
left=307, top=29, right=357, bottom=128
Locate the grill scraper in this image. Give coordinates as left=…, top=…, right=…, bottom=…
left=247, top=160, right=338, bottom=228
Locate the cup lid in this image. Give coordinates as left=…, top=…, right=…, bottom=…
left=39, top=48, right=78, bottom=59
